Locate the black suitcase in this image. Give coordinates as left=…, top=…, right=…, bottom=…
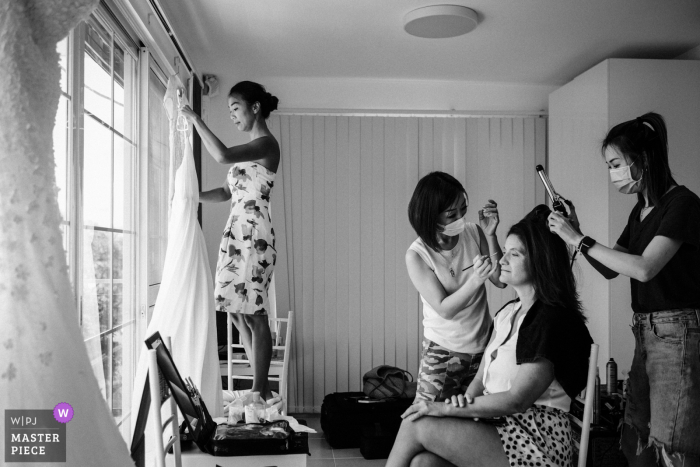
left=360, top=422, right=397, bottom=459
left=320, top=392, right=413, bottom=449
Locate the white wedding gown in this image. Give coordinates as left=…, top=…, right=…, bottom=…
left=0, top=0, right=136, bottom=465
left=130, top=77, right=223, bottom=446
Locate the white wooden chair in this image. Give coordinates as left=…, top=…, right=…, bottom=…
left=571, top=343, right=599, bottom=467
left=148, top=336, right=182, bottom=467
left=225, top=311, right=294, bottom=415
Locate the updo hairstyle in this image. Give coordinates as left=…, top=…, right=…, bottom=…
left=228, top=81, right=279, bottom=119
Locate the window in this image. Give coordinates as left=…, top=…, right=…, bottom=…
left=147, top=68, right=170, bottom=319
left=53, top=9, right=139, bottom=443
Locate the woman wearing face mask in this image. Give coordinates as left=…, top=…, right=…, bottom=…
left=180, top=81, right=281, bottom=404
left=406, top=172, right=506, bottom=403
left=387, top=205, right=592, bottom=467
left=548, top=112, right=700, bottom=467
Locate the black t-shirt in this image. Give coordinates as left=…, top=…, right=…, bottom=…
left=617, top=186, right=700, bottom=313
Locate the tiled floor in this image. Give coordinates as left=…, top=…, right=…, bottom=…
left=292, top=414, right=387, bottom=467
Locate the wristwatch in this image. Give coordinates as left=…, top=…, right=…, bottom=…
left=577, top=236, right=596, bottom=255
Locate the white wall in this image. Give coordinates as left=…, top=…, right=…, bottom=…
left=549, top=61, right=612, bottom=373
left=677, top=43, right=700, bottom=60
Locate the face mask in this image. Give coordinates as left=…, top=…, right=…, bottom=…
left=439, top=215, right=466, bottom=237
left=609, top=162, right=643, bottom=194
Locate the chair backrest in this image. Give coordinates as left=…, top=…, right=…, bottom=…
left=225, top=311, right=294, bottom=416
left=577, top=343, right=599, bottom=467
left=148, top=336, right=182, bottom=467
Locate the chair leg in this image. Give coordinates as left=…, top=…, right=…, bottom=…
left=227, top=313, right=233, bottom=391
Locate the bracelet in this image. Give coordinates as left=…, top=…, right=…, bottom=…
left=577, top=236, right=596, bottom=255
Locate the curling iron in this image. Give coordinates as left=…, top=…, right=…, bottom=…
left=535, top=165, right=579, bottom=266
left=535, top=164, right=567, bottom=216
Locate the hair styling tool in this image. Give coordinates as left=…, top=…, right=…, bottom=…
left=535, top=165, right=578, bottom=266
left=535, top=165, right=567, bottom=216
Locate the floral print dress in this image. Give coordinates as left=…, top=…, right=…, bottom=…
left=215, top=161, right=276, bottom=315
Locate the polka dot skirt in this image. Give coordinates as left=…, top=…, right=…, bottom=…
left=495, top=405, right=572, bottom=467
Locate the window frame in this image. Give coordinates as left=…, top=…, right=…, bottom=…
left=61, top=5, right=142, bottom=438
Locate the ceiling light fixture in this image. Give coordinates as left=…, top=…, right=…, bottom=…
left=404, top=5, right=479, bottom=39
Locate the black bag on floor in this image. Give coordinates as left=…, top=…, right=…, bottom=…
left=360, top=422, right=398, bottom=460
left=320, top=392, right=412, bottom=449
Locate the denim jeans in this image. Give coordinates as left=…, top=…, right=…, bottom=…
left=624, top=309, right=700, bottom=462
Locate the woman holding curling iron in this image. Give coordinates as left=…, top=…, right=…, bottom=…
left=548, top=112, right=700, bottom=467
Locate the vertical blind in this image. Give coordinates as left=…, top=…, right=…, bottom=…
left=267, top=114, right=547, bottom=412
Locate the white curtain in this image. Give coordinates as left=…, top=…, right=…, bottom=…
left=130, top=77, right=223, bottom=445
left=267, top=114, right=547, bottom=413
left=0, top=0, right=136, bottom=464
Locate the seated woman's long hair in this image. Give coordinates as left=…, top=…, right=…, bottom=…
left=508, top=205, right=586, bottom=322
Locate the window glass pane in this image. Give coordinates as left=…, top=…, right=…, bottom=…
left=54, top=94, right=70, bottom=257
left=111, top=326, right=133, bottom=426
left=113, top=136, right=135, bottom=231
left=84, top=17, right=112, bottom=126
left=113, top=43, right=124, bottom=135
left=58, top=37, right=69, bottom=94
left=83, top=116, right=112, bottom=228
left=147, top=69, right=170, bottom=286
left=100, top=334, right=113, bottom=407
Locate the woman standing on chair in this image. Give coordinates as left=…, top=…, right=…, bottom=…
left=406, top=172, right=506, bottom=403
left=548, top=112, right=700, bottom=467
left=180, top=81, right=279, bottom=402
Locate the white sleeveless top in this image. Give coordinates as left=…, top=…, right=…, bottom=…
left=482, top=301, right=571, bottom=412
left=408, top=223, right=492, bottom=354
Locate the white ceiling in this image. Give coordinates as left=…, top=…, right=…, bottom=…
left=161, top=0, right=700, bottom=86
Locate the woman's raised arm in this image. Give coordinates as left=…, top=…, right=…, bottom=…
left=180, top=105, right=280, bottom=168
left=406, top=249, right=497, bottom=320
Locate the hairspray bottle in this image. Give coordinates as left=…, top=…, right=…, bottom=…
left=594, top=367, right=601, bottom=424
left=606, top=358, right=618, bottom=395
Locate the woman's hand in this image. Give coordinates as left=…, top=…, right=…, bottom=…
left=562, top=198, right=581, bottom=234
left=445, top=392, right=475, bottom=408
left=445, top=392, right=478, bottom=420
left=401, top=400, right=445, bottom=422
left=547, top=211, right=583, bottom=247
left=179, top=104, right=200, bottom=124
left=470, top=254, right=497, bottom=285
left=478, top=200, right=499, bottom=237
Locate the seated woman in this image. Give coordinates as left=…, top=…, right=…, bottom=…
left=387, top=205, right=593, bottom=467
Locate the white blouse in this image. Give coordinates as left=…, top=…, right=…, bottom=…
left=481, top=301, right=571, bottom=412
left=408, top=223, right=492, bottom=354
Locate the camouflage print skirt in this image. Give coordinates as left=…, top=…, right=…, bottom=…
left=414, top=338, right=483, bottom=403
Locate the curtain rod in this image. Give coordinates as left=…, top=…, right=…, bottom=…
left=275, top=109, right=548, bottom=118
left=147, top=0, right=197, bottom=81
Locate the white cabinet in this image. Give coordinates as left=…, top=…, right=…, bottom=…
left=548, top=59, right=700, bottom=377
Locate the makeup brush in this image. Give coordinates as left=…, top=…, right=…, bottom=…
left=462, top=252, right=499, bottom=271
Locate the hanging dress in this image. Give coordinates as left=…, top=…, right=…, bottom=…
left=215, top=161, right=276, bottom=315
left=130, top=77, right=223, bottom=449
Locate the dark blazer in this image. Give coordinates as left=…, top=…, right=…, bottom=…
left=496, top=299, right=593, bottom=400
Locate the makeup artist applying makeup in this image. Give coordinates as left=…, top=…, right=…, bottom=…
left=406, top=172, right=506, bottom=403
left=547, top=113, right=700, bottom=467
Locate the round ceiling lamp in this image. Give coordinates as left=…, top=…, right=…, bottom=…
left=404, top=5, right=479, bottom=39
